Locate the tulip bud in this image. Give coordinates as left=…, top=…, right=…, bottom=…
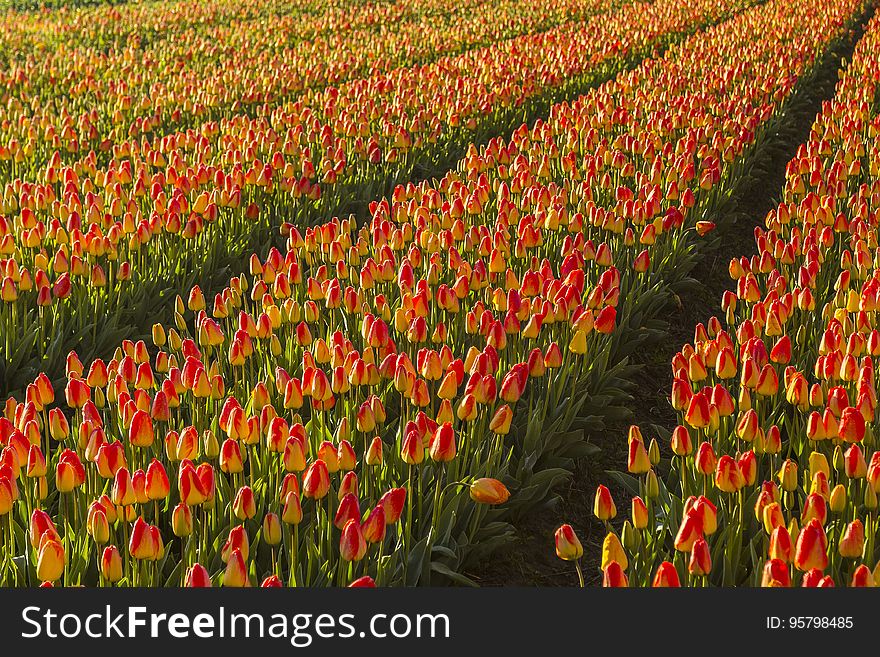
left=644, top=469, right=660, bottom=499
left=631, top=496, right=648, bottom=530
left=627, top=435, right=651, bottom=474
left=172, top=503, right=193, bottom=537
left=593, top=485, right=616, bottom=520
left=839, top=520, right=865, bottom=558
left=769, top=525, right=793, bottom=563
left=689, top=537, right=712, bottom=576
left=339, top=519, right=367, bottom=562
left=281, top=491, right=303, bottom=525
left=263, top=513, right=282, bottom=546
left=670, top=425, right=693, bottom=456
left=223, top=548, right=249, bottom=587
left=555, top=524, right=583, bottom=561
left=100, top=545, right=123, bottom=583
left=429, top=422, right=456, bottom=462
left=829, top=484, right=847, bottom=513
left=761, top=558, right=791, bottom=587
left=601, top=532, right=628, bottom=571
left=185, top=563, right=212, bottom=587
left=362, top=506, right=386, bottom=544
left=233, top=486, right=257, bottom=520
left=648, top=439, right=660, bottom=466
left=469, top=478, right=510, bottom=504
left=87, top=507, right=110, bottom=545
left=621, top=520, right=640, bottom=553
left=302, top=459, right=331, bottom=499
left=365, top=436, right=383, bottom=466
left=794, top=520, right=828, bottom=571
left=853, top=562, right=874, bottom=588
left=778, top=459, right=798, bottom=492
left=602, top=561, right=628, bottom=587
left=652, top=561, right=681, bottom=587
left=378, top=487, right=406, bottom=524
left=36, top=537, right=65, bottom=583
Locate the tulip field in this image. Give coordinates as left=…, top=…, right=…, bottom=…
left=1, top=0, right=879, bottom=589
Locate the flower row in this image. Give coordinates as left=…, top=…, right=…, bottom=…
left=559, top=6, right=880, bottom=587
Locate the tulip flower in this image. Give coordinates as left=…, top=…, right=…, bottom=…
left=101, top=546, right=124, bottom=583
left=223, top=548, right=249, bottom=587
left=36, top=537, right=65, bottom=583
left=339, top=519, right=367, bottom=562
left=469, top=478, right=510, bottom=505
left=302, top=459, right=331, bottom=499
left=602, top=562, right=628, bottom=587
left=593, top=485, right=616, bottom=521
left=688, top=538, right=712, bottom=576
left=652, top=561, right=681, bottom=587
left=555, top=524, right=584, bottom=561
left=794, top=520, right=828, bottom=572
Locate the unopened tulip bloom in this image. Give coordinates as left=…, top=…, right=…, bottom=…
left=768, top=526, right=793, bottom=563
left=36, top=537, right=65, bottom=583
left=839, top=407, right=866, bottom=443
left=761, top=559, right=791, bottom=587
left=631, top=497, right=648, bottom=530
left=220, top=439, right=244, bottom=474
left=101, top=545, right=123, bottom=583
left=845, top=444, right=867, bottom=478
left=88, top=507, right=110, bottom=545
left=695, top=442, right=716, bottom=476
left=779, top=459, right=798, bottom=492
left=794, top=520, right=828, bottom=571
left=652, top=561, right=681, bottom=587
left=340, top=519, right=367, bottom=562
left=554, top=524, right=583, bottom=561
left=378, top=488, right=406, bottom=524
left=281, top=492, right=303, bottom=525
left=762, top=502, right=785, bottom=535
left=715, top=455, right=743, bottom=493
left=851, top=564, right=874, bottom=587
left=185, top=564, right=212, bottom=587
left=146, top=459, right=170, bottom=500
left=489, top=405, right=513, bottom=435
left=302, top=459, right=331, bottom=499
left=469, top=478, right=510, bottom=504
left=233, top=486, right=257, bottom=521
left=263, top=513, right=282, bottom=546
left=627, top=436, right=651, bottom=474
left=670, top=425, right=693, bottom=456
left=334, top=493, right=361, bottom=530
left=129, top=517, right=160, bottom=560
left=221, top=526, right=250, bottom=563
left=693, top=497, right=717, bottom=535
left=429, top=423, right=456, bottom=462
left=365, top=437, right=383, bottom=466
left=223, top=548, right=249, bottom=587
left=674, top=511, right=703, bottom=552
left=172, top=503, right=193, bottom=537
left=601, top=532, right=628, bottom=570
left=593, top=485, right=616, bottom=521
left=839, top=520, right=865, bottom=558
left=362, top=506, right=386, bottom=544
left=602, top=562, right=628, bottom=587
left=689, top=538, right=712, bottom=576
